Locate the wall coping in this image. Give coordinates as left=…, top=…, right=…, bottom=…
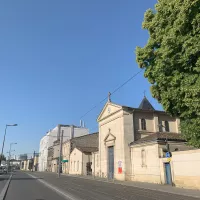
left=172, top=149, right=200, bottom=155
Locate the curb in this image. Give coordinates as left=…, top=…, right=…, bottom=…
left=0, top=173, right=13, bottom=200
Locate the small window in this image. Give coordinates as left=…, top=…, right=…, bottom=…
left=165, top=121, right=169, bottom=132
left=96, top=155, right=99, bottom=167
left=74, top=161, right=76, bottom=171
left=141, top=149, right=146, bottom=167
left=77, top=161, right=79, bottom=171
left=141, top=118, right=146, bottom=130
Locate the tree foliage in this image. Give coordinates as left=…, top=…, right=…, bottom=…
left=136, top=0, right=200, bottom=147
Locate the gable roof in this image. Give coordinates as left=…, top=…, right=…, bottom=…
left=97, top=101, right=122, bottom=122
left=70, top=132, right=99, bottom=151
left=130, top=132, right=186, bottom=145
left=76, top=146, right=98, bottom=153
left=138, top=96, right=155, bottom=110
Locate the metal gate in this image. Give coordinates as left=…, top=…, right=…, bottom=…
left=108, top=146, right=114, bottom=179
left=165, top=163, right=172, bottom=185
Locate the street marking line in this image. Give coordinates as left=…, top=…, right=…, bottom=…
left=27, top=173, right=79, bottom=200
left=0, top=173, right=13, bottom=200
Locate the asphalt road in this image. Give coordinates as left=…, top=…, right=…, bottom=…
left=0, top=173, right=10, bottom=192
left=5, top=171, right=66, bottom=200
left=5, top=172, right=197, bottom=200
left=4, top=171, right=199, bottom=200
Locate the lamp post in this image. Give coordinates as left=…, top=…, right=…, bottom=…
left=9, top=143, right=17, bottom=159
left=0, top=124, right=18, bottom=166
left=8, top=143, right=17, bottom=172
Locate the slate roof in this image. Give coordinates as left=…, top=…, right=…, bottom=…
left=130, top=132, right=186, bottom=145
left=138, top=96, right=155, bottom=110
left=70, top=132, right=99, bottom=152
left=76, top=147, right=98, bottom=153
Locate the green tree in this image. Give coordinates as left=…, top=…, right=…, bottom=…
left=136, top=0, right=200, bottom=147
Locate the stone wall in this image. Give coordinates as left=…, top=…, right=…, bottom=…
left=131, top=143, right=161, bottom=184
left=171, top=149, right=200, bottom=190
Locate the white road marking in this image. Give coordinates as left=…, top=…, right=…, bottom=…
left=27, top=173, right=79, bottom=200
left=0, top=173, right=12, bottom=200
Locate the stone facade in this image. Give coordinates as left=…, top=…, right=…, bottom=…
left=171, top=149, right=200, bottom=190
left=96, top=97, right=181, bottom=181
left=62, top=133, right=99, bottom=174
left=69, top=147, right=96, bottom=175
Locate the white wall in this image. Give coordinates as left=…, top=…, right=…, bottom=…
left=39, top=125, right=89, bottom=172
left=69, top=148, right=83, bottom=175
left=69, top=148, right=92, bottom=175
left=171, top=149, right=200, bottom=189
left=39, top=127, right=58, bottom=171
left=92, top=152, right=100, bottom=176
left=131, top=143, right=161, bottom=184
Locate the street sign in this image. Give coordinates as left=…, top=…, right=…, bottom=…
left=166, top=152, right=171, bottom=158
left=62, top=160, right=68, bottom=163
left=167, top=157, right=171, bottom=162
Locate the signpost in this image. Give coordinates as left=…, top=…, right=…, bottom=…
left=62, top=160, right=68, bottom=163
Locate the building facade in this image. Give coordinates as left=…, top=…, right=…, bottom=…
left=39, top=124, right=89, bottom=172
left=94, top=96, right=185, bottom=181
left=63, top=133, right=99, bottom=175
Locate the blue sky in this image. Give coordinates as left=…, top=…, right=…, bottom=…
left=0, top=0, right=160, bottom=157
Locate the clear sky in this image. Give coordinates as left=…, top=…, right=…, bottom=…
left=0, top=0, right=160, bottom=157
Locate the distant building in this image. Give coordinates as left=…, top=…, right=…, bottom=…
left=19, top=154, right=27, bottom=161
left=47, top=140, right=60, bottom=173
left=63, top=132, right=98, bottom=175
left=38, top=124, right=89, bottom=172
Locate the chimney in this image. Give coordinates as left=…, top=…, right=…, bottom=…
left=80, top=120, right=82, bottom=127
left=83, top=121, right=85, bottom=128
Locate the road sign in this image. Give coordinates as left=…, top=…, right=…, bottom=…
left=167, top=157, right=171, bottom=162
left=62, top=160, right=68, bottom=163
left=166, top=152, right=171, bottom=158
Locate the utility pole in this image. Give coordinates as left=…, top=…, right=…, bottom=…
left=58, top=130, right=64, bottom=178
left=32, top=150, right=35, bottom=172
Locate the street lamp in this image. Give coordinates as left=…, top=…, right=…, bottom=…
left=0, top=124, right=18, bottom=166
left=9, top=143, right=17, bottom=159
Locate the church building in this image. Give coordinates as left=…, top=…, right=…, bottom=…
left=93, top=95, right=191, bottom=184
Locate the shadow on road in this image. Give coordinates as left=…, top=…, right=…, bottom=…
left=11, top=177, right=43, bottom=181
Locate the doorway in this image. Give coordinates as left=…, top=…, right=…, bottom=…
left=164, top=163, right=172, bottom=185
left=108, top=146, right=114, bottom=179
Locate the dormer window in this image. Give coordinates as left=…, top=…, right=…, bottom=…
left=165, top=121, right=169, bottom=132
left=141, top=118, right=146, bottom=130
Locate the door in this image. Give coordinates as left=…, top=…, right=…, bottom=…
left=108, top=146, right=114, bottom=179
left=165, top=163, right=172, bottom=185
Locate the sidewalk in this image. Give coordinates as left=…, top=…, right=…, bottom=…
left=61, top=173, right=200, bottom=199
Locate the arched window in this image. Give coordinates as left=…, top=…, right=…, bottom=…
left=165, top=121, right=169, bottom=132
left=141, top=149, right=146, bottom=167
left=141, top=118, right=146, bottom=130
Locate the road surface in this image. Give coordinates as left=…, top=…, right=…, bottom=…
left=0, top=173, right=10, bottom=192
left=4, top=171, right=199, bottom=200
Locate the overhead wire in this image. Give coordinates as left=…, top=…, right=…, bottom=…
left=80, top=69, right=143, bottom=119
